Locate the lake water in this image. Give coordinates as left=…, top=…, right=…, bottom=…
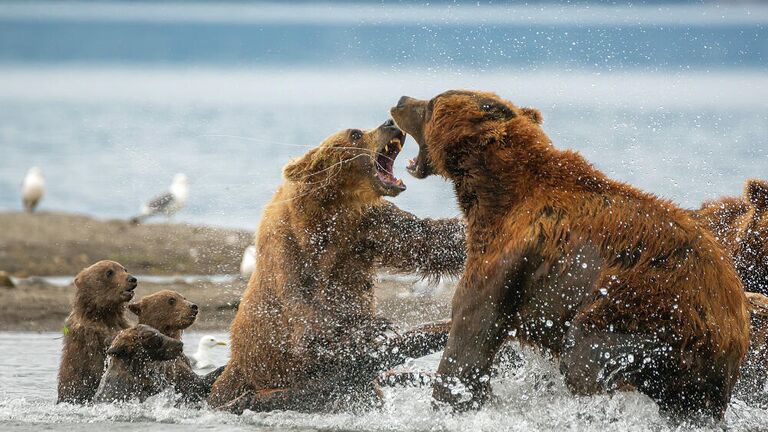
left=1, top=1, right=768, bottom=430
left=4, top=332, right=768, bottom=432
left=0, top=1, right=766, bottom=230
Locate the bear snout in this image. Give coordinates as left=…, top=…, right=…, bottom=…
left=127, top=276, right=137, bottom=284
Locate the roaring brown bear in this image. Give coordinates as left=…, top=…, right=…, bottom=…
left=129, top=290, right=222, bottom=403
left=57, top=260, right=136, bottom=404
left=390, top=90, right=750, bottom=420
left=208, top=120, right=465, bottom=413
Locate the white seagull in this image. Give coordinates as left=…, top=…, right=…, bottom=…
left=190, top=335, right=226, bottom=370
left=239, top=245, right=256, bottom=279
left=131, top=173, right=189, bottom=224
left=21, top=167, right=45, bottom=213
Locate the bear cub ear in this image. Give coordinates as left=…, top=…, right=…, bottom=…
left=128, top=303, right=142, bottom=316
left=746, top=179, right=768, bottom=213
left=521, top=107, right=543, bottom=124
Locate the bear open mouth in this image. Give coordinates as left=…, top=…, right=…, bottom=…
left=406, top=155, right=420, bottom=175
left=122, top=282, right=137, bottom=300
left=374, top=132, right=406, bottom=192
left=405, top=146, right=432, bottom=179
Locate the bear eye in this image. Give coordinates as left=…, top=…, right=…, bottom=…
left=106, top=269, right=114, bottom=278
left=168, top=298, right=176, bottom=306
left=349, top=129, right=363, bottom=141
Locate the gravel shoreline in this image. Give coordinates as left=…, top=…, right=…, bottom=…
left=0, top=211, right=455, bottom=331
left=0, top=211, right=252, bottom=276
left=0, top=276, right=453, bottom=332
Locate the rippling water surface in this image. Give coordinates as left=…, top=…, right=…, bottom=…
left=2, top=332, right=768, bottom=431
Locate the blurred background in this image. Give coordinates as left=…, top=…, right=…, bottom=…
left=0, top=0, right=766, bottom=229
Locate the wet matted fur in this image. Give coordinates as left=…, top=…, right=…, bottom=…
left=57, top=260, right=137, bottom=404
left=93, top=324, right=184, bottom=403
left=208, top=120, right=466, bottom=412
left=129, top=290, right=223, bottom=403
left=391, top=90, right=749, bottom=421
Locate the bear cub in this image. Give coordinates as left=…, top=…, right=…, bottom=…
left=93, top=324, right=183, bottom=403
left=129, top=290, right=224, bottom=402
left=58, top=260, right=136, bottom=404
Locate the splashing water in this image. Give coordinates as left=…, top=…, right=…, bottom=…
left=2, top=332, right=767, bottom=431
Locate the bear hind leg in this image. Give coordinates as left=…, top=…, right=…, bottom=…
left=560, top=325, right=734, bottom=422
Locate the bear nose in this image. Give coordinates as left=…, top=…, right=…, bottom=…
left=191, top=304, right=199, bottom=311
left=397, top=96, right=413, bottom=108
left=383, top=119, right=395, bottom=127
left=128, top=276, right=137, bottom=284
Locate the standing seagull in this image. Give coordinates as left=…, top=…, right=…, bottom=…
left=190, top=335, right=227, bottom=370
left=131, top=173, right=189, bottom=224
left=21, top=167, right=45, bottom=213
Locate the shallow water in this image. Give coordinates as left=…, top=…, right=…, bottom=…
left=2, top=331, right=768, bottom=431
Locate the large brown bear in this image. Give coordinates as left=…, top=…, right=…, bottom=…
left=129, top=290, right=222, bottom=403
left=692, top=179, right=768, bottom=401
left=208, top=120, right=465, bottom=413
left=739, top=292, right=768, bottom=403
left=57, top=260, right=137, bottom=404
left=391, top=90, right=750, bottom=420
left=693, top=179, right=768, bottom=295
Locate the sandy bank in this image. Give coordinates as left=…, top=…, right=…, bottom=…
left=0, top=276, right=453, bottom=332
left=0, top=212, right=252, bottom=276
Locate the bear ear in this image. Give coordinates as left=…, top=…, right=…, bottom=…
left=107, top=344, right=128, bottom=358
left=478, top=98, right=516, bottom=121
left=128, top=303, right=142, bottom=316
left=745, top=179, right=768, bottom=214
left=521, top=107, right=543, bottom=124
left=283, top=148, right=324, bottom=182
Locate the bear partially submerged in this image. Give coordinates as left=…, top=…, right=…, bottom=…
left=391, top=90, right=749, bottom=420
left=57, top=260, right=136, bottom=404
left=129, top=290, right=222, bottom=403
left=208, top=120, right=465, bottom=412
left=93, top=324, right=184, bottom=403
left=693, top=179, right=768, bottom=401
